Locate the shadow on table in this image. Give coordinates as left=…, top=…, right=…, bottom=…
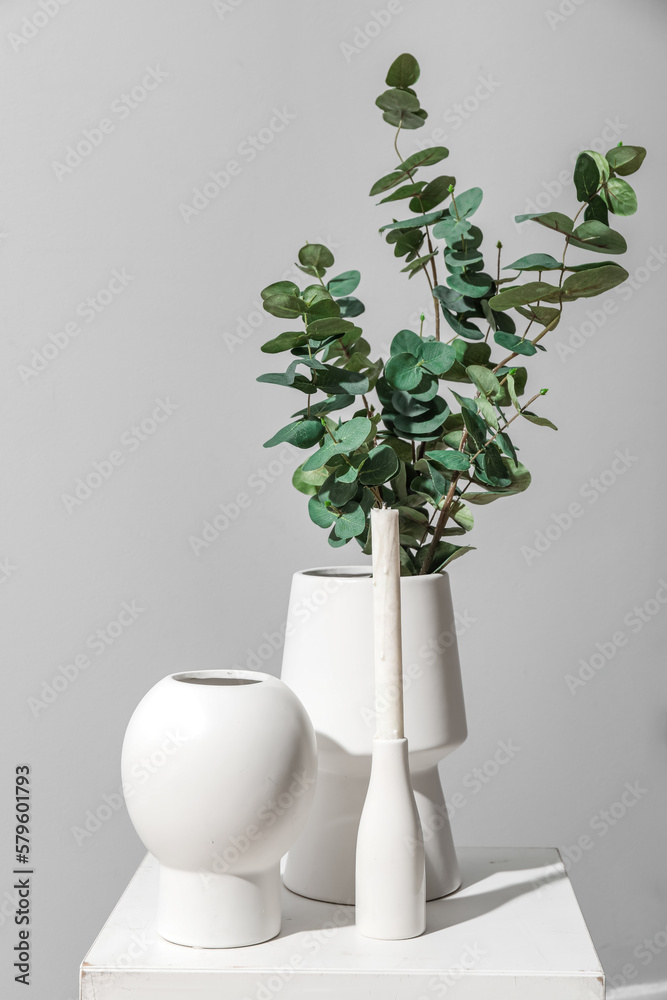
left=280, top=848, right=566, bottom=939
left=425, top=848, right=566, bottom=935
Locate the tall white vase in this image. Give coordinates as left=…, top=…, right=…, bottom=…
left=280, top=567, right=467, bottom=905
left=121, top=669, right=317, bottom=948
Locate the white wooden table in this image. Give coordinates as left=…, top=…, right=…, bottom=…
left=80, top=847, right=604, bottom=999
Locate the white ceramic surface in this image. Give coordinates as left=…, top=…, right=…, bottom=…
left=355, top=738, right=426, bottom=940
left=121, top=669, right=317, bottom=948
left=281, top=567, right=467, bottom=904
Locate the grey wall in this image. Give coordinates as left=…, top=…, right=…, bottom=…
left=1, top=1, right=665, bottom=998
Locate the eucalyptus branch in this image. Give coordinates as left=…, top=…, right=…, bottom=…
left=485, top=241, right=503, bottom=342
left=394, top=122, right=441, bottom=340
left=257, top=52, right=645, bottom=574
left=469, top=391, right=544, bottom=461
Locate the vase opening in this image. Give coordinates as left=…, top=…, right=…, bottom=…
left=172, top=674, right=261, bottom=686
left=301, top=567, right=372, bottom=579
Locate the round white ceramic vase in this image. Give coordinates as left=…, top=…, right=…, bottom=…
left=280, top=567, right=467, bottom=904
left=121, top=669, right=317, bottom=948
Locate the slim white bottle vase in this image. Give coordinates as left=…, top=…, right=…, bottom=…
left=356, top=736, right=426, bottom=939
left=355, top=508, right=426, bottom=940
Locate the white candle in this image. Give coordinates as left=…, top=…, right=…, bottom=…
left=371, top=507, right=404, bottom=740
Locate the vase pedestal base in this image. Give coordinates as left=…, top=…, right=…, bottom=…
left=157, top=865, right=281, bottom=949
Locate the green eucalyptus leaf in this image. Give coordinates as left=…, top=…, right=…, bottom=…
left=393, top=395, right=449, bottom=437
left=433, top=284, right=466, bottom=311
left=335, top=416, right=373, bottom=450
left=301, top=284, right=332, bottom=305
left=424, top=449, right=470, bottom=471
left=376, top=88, right=425, bottom=130
left=451, top=502, right=474, bottom=532
left=386, top=227, right=425, bottom=258
left=476, top=395, right=498, bottom=431
left=447, top=271, right=494, bottom=299
left=573, top=151, right=601, bottom=202
left=411, top=463, right=448, bottom=503
left=263, top=418, right=324, bottom=450
left=522, top=411, right=558, bottom=430
left=307, top=297, right=340, bottom=319
left=379, top=182, right=425, bottom=204
left=503, top=253, right=562, bottom=272
left=319, top=473, right=359, bottom=506
left=514, top=303, right=561, bottom=327
left=391, top=329, right=423, bottom=357
left=419, top=340, right=456, bottom=374
left=328, top=369, right=371, bottom=400
left=466, top=365, right=502, bottom=400
left=336, top=296, right=365, bottom=318
left=302, top=415, right=372, bottom=471
left=411, top=374, right=439, bottom=400
left=497, top=431, right=518, bottom=464
left=328, top=526, right=350, bottom=548
left=489, top=282, right=558, bottom=310
left=452, top=187, right=483, bottom=218
left=298, top=243, right=334, bottom=270
left=481, top=299, right=496, bottom=331
left=291, top=393, right=354, bottom=418
left=257, top=358, right=308, bottom=388
left=415, top=542, right=475, bottom=573
left=432, top=216, right=472, bottom=244
left=260, top=280, right=299, bottom=300
left=514, top=211, right=574, bottom=236
left=409, top=175, right=455, bottom=213
left=505, top=458, right=532, bottom=492
left=383, top=437, right=413, bottom=462
left=605, top=144, right=646, bottom=176
left=261, top=331, right=308, bottom=354
left=453, top=339, right=491, bottom=366
left=308, top=496, right=338, bottom=529
left=584, top=195, right=609, bottom=225
left=601, top=177, right=637, bottom=216
left=441, top=310, right=484, bottom=341
left=370, top=170, right=410, bottom=196
left=380, top=210, right=448, bottom=232
left=331, top=453, right=364, bottom=481
left=476, top=443, right=511, bottom=487
left=307, top=317, right=359, bottom=339
left=446, top=248, right=485, bottom=269
left=359, top=445, right=400, bottom=485
left=386, top=52, right=420, bottom=89
left=448, top=223, right=483, bottom=250
left=336, top=501, right=367, bottom=539
left=465, top=490, right=519, bottom=505
left=401, top=251, right=439, bottom=275
left=506, top=372, right=521, bottom=411
left=327, top=270, right=361, bottom=296
left=385, top=352, right=423, bottom=390
left=400, top=146, right=449, bottom=172
left=262, top=293, right=306, bottom=319
left=293, top=463, right=328, bottom=496
left=493, top=330, right=537, bottom=356
left=569, top=220, right=628, bottom=254
left=560, top=263, right=628, bottom=299
left=462, top=407, right=487, bottom=450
